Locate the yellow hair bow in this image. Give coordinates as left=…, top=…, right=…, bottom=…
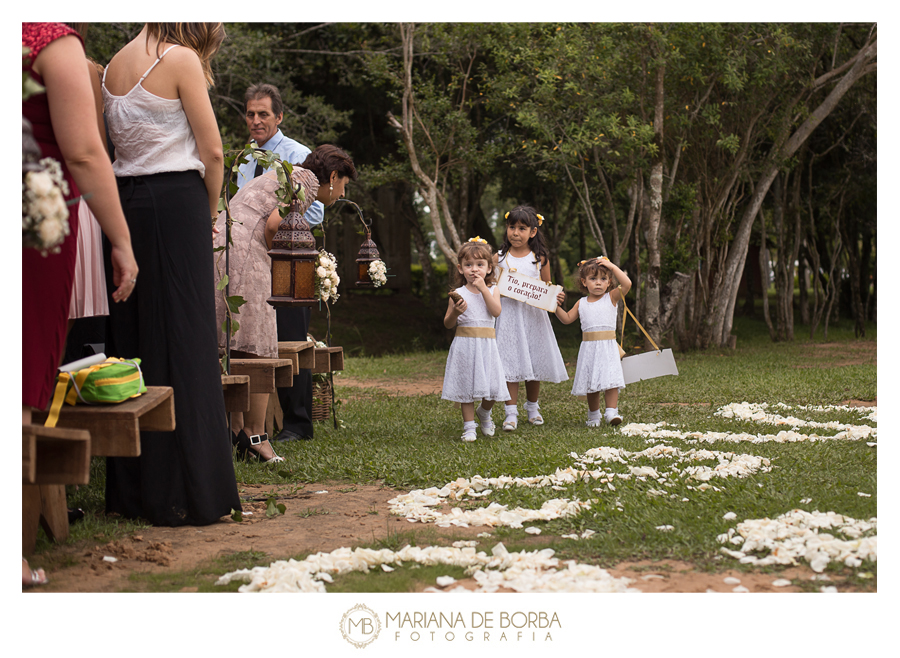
left=468, top=236, right=488, bottom=244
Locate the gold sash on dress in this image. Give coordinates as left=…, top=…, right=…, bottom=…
left=582, top=330, right=617, bottom=341
left=455, top=326, right=496, bottom=339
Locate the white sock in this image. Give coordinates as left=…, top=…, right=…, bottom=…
left=476, top=404, right=491, bottom=421
left=588, top=408, right=603, bottom=423
left=463, top=420, right=477, bottom=433
left=525, top=400, right=540, bottom=421
left=504, top=404, right=518, bottom=419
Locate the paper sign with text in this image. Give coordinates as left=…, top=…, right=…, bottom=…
left=497, top=268, right=563, bottom=313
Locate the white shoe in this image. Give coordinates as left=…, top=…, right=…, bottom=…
left=605, top=409, right=623, bottom=426
left=525, top=401, right=543, bottom=425
left=476, top=407, right=495, bottom=437
left=461, top=430, right=477, bottom=442
left=586, top=419, right=602, bottom=427
left=502, top=416, right=518, bottom=431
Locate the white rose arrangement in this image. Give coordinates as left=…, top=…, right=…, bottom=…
left=23, top=157, right=71, bottom=255
left=315, top=249, right=341, bottom=303
left=368, top=259, right=388, bottom=288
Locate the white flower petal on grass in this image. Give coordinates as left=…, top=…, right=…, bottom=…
left=719, top=510, right=876, bottom=572
left=103, top=556, right=117, bottom=563
left=436, top=576, right=457, bottom=587
left=732, top=585, right=750, bottom=593
left=452, top=540, right=478, bottom=548
left=800, top=498, right=812, bottom=504
left=641, top=574, right=665, bottom=581
left=820, top=586, right=838, bottom=593
left=656, top=525, right=674, bottom=532
left=723, top=512, right=737, bottom=520
left=857, top=492, right=871, bottom=497
left=723, top=576, right=741, bottom=585
left=381, top=564, right=394, bottom=572
left=525, top=527, right=542, bottom=535
left=315, top=490, right=328, bottom=494
left=772, top=579, right=792, bottom=587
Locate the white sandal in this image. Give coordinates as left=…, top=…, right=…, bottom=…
left=461, top=430, right=477, bottom=443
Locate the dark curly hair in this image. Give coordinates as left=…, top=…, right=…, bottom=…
left=451, top=241, right=497, bottom=288
left=300, top=144, right=358, bottom=185
left=576, top=258, right=615, bottom=295
left=497, top=204, right=550, bottom=269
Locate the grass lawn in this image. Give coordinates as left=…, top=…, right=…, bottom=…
left=47, top=307, right=876, bottom=593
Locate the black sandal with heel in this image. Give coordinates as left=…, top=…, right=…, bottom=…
left=232, top=430, right=284, bottom=464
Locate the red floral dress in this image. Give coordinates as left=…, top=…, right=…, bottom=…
left=22, top=22, right=84, bottom=409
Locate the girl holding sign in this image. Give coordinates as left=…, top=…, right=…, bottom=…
left=555, top=257, right=632, bottom=426
left=494, top=206, right=568, bottom=430
left=442, top=238, right=510, bottom=442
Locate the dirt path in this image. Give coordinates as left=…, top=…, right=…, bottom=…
left=33, top=476, right=849, bottom=593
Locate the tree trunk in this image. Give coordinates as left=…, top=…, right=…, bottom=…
left=759, top=208, right=775, bottom=340
left=643, top=60, right=665, bottom=349
left=699, top=34, right=876, bottom=348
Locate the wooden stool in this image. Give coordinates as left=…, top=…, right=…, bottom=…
left=313, top=346, right=344, bottom=374
left=32, top=386, right=176, bottom=457
left=22, top=424, right=91, bottom=555
left=222, top=374, right=251, bottom=413
left=278, top=340, right=315, bottom=375
left=230, top=358, right=293, bottom=394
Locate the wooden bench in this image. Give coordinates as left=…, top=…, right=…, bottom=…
left=31, top=386, right=176, bottom=457
left=230, top=358, right=293, bottom=394
left=278, top=340, right=315, bottom=375
left=313, top=346, right=344, bottom=374
left=22, top=424, right=92, bottom=555
left=221, top=374, right=251, bottom=412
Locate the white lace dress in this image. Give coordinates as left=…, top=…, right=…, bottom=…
left=441, top=286, right=511, bottom=403
left=571, top=293, right=626, bottom=395
left=495, top=252, right=568, bottom=384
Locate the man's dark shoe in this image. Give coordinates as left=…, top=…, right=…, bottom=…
left=274, top=429, right=313, bottom=442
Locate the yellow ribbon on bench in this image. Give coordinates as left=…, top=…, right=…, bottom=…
left=455, top=326, right=496, bottom=339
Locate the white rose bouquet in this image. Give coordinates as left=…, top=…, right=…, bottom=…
left=315, top=249, right=341, bottom=303
left=368, top=259, right=388, bottom=288
left=23, top=157, right=71, bottom=255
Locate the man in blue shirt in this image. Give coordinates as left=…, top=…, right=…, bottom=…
left=240, top=83, right=320, bottom=441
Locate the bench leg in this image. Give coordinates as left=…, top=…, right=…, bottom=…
left=22, top=485, right=41, bottom=556
left=39, top=484, right=69, bottom=545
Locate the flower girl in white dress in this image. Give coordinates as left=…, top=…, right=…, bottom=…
left=442, top=238, right=510, bottom=442
left=555, top=256, right=632, bottom=426
left=493, top=205, right=568, bottom=430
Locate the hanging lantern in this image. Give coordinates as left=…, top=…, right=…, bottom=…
left=267, top=199, right=318, bottom=307
left=355, top=230, right=381, bottom=287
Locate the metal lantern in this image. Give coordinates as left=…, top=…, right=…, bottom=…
left=267, top=199, right=318, bottom=307
left=355, top=230, right=381, bottom=287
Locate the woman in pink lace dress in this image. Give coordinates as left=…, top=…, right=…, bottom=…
left=213, top=144, right=357, bottom=462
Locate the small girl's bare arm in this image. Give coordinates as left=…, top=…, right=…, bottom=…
left=555, top=298, right=580, bottom=325
left=444, top=296, right=467, bottom=328
left=601, top=258, right=632, bottom=302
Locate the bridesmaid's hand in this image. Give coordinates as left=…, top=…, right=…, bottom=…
left=110, top=244, right=139, bottom=303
